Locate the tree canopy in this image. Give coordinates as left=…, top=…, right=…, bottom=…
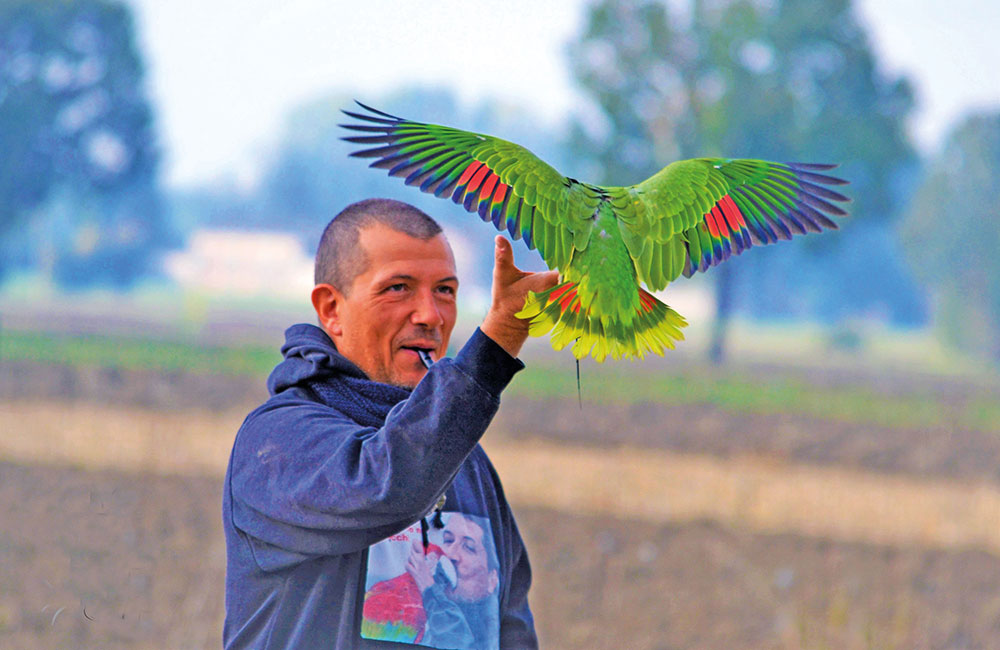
left=901, top=112, right=1000, bottom=362
left=0, top=0, right=170, bottom=287
left=568, top=0, right=925, bottom=335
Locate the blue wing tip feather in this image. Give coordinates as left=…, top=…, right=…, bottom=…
left=340, top=101, right=542, bottom=246
left=352, top=101, right=404, bottom=120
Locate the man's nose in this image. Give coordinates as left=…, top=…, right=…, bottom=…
left=411, top=289, right=444, bottom=328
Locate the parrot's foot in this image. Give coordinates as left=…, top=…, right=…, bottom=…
left=516, top=282, right=687, bottom=362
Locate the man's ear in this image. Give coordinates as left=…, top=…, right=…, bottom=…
left=311, top=283, right=345, bottom=339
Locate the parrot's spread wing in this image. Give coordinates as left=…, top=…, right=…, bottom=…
left=610, top=159, right=850, bottom=291
left=340, top=103, right=601, bottom=270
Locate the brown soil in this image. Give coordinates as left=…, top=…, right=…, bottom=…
left=3, top=461, right=1000, bottom=649
left=4, top=361, right=1000, bottom=648
left=0, top=462, right=225, bottom=650
left=494, top=397, right=1000, bottom=486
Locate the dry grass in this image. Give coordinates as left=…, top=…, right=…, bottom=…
left=5, top=399, right=1000, bottom=558
left=485, top=439, right=1000, bottom=556
left=0, top=400, right=243, bottom=477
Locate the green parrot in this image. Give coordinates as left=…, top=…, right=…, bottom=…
left=341, top=103, right=849, bottom=362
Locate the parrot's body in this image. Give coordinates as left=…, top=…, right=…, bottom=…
left=342, top=103, right=849, bottom=362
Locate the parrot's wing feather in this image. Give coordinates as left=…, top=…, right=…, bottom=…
left=610, top=158, right=849, bottom=291
left=341, top=102, right=600, bottom=270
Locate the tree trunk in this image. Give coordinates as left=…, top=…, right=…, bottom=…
left=708, top=263, right=734, bottom=365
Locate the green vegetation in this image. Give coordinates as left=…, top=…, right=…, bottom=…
left=0, top=330, right=278, bottom=377
left=4, top=327, right=997, bottom=435
left=510, top=364, right=1000, bottom=435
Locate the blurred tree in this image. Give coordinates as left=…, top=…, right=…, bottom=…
left=568, top=0, right=923, bottom=362
left=0, top=0, right=170, bottom=287
left=255, top=88, right=474, bottom=261
left=901, top=113, right=1000, bottom=363
left=250, top=86, right=566, bottom=294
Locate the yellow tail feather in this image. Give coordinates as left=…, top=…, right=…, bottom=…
left=515, top=283, right=688, bottom=362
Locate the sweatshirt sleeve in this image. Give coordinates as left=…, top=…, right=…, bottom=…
left=228, top=328, right=522, bottom=559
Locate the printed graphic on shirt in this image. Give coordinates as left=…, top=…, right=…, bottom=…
left=361, top=512, right=501, bottom=650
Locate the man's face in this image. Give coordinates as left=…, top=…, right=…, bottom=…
left=441, top=513, right=498, bottom=603
left=329, top=224, right=458, bottom=389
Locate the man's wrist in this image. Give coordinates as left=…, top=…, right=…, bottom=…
left=480, top=313, right=527, bottom=359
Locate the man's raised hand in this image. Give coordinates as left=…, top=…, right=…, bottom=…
left=480, top=236, right=559, bottom=358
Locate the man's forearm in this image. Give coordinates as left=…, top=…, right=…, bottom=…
left=230, top=328, right=522, bottom=556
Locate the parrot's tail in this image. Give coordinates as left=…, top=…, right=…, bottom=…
left=516, top=281, right=688, bottom=362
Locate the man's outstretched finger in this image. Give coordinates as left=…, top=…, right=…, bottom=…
left=493, top=235, right=558, bottom=287
left=492, top=236, right=521, bottom=282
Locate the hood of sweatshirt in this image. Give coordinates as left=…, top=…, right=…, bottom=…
left=266, top=323, right=369, bottom=396
left=265, top=324, right=414, bottom=427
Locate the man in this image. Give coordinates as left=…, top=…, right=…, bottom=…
left=405, top=512, right=500, bottom=649
left=222, top=198, right=556, bottom=649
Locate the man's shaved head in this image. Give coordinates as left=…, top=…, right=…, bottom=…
left=314, top=198, right=443, bottom=293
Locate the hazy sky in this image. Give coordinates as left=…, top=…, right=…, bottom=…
left=127, top=0, right=1000, bottom=188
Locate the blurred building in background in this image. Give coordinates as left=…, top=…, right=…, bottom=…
left=163, top=229, right=313, bottom=298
